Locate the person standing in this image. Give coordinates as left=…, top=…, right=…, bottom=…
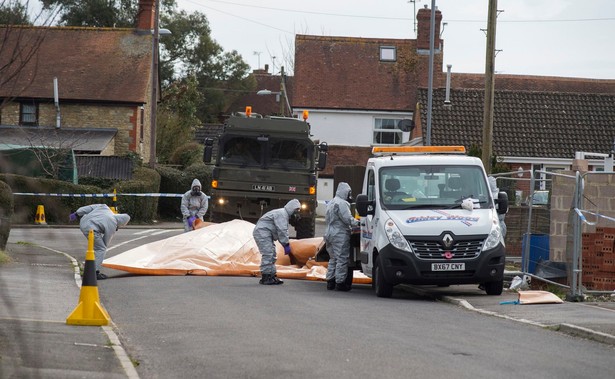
left=181, top=178, right=209, bottom=232
left=324, top=182, right=359, bottom=291
left=252, top=199, right=301, bottom=285
left=69, top=204, right=130, bottom=280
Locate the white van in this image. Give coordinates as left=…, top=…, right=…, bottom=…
left=355, top=146, right=508, bottom=298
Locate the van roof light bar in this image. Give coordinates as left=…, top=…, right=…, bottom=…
left=372, top=146, right=466, bottom=155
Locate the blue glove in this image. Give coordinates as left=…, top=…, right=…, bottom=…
left=69, top=212, right=78, bottom=222
left=284, top=244, right=291, bottom=255
left=187, top=216, right=197, bottom=228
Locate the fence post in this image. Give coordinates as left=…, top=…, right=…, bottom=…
left=568, top=171, right=584, bottom=301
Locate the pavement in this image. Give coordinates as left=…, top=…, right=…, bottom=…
left=1, top=224, right=615, bottom=377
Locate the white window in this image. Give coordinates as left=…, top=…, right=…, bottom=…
left=373, top=118, right=404, bottom=145
left=380, top=46, right=396, bottom=62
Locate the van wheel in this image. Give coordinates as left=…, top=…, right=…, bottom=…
left=484, top=280, right=504, bottom=295
left=374, top=256, right=393, bottom=298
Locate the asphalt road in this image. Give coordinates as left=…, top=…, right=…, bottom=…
left=7, top=227, right=615, bottom=379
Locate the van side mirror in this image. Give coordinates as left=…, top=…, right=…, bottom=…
left=356, top=194, right=374, bottom=216
left=497, top=191, right=509, bottom=214
left=316, top=142, right=328, bottom=171
left=203, top=138, right=214, bottom=163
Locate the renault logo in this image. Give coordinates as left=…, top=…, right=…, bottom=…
left=442, top=233, right=454, bottom=248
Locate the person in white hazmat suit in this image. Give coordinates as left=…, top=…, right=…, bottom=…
left=252, top=199, right=301, bottom=285
left=180, top=178, right=209, bottom=232
left=69, top=204, right=130, bottom=280
left=324, top=182, right=359, bottom=291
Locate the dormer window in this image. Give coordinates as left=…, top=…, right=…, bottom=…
left=380, top=46, right=396, bottom=62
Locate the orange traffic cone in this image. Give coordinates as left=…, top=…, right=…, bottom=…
left=34, top=205, right=47, bottom=225
left=66, top=230, right=111, bottom=326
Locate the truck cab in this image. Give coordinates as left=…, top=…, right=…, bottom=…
left=355, top=146, right=508, bottom=298
left=203, top=110, right=327, bottom=238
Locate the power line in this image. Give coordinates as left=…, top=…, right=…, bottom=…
left=183, top=0, right=615, bottom=23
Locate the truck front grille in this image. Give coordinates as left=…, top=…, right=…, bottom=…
left=408, top=239, right=483, bottom=260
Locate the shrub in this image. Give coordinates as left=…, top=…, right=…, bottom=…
left=0, top=180, right=14, bottom=250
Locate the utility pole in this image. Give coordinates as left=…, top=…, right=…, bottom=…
left=481, top=0, right=498, bottom=174
left=425, top=0, right=436, bottom=146
left=149, top=0, right=161, bottom=168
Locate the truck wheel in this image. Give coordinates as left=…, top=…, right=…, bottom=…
left=483, top=280, right=504, bottom=295
left=373, top=256, right=393, bottom=298
left=295, top=217, right=315, bottom=239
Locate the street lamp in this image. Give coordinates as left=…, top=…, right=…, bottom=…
left=256, top=66, right=292, bottom=117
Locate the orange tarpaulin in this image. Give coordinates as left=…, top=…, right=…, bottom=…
left=103, top=219, right=371, bottom=283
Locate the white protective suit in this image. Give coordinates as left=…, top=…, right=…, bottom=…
left=324, top=182, right=359, bottom=284
left=180, top=178, right=209, bottom=232
left=488, top=176, right=507, bottom=237
left=252, top=199, right=301, bottom=276
left=76, top=204, right=131, bottom=272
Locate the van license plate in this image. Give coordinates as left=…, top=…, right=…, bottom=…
left=432, top=263, right=465, bottom=271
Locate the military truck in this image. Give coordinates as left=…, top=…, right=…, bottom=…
left=203, top=110, right=327, bottom=238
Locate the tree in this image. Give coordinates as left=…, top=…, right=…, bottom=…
left=160, top=9, right=254, bottom=122
left=0, top=0, right=31, bottom=25
left=156, top=75, right=202, bottom=164
left=0, top=2, right=60, bottom=109
left=41, top=0, right=175, bottom=27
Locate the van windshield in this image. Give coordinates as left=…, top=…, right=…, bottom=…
left=379, top=165, right=492, bottom=210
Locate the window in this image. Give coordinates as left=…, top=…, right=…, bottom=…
left=373, top=118, right=404, bottom=145
left=20, top=102, right=38, bottom=126
left=380, top=46, right=396, bottom=62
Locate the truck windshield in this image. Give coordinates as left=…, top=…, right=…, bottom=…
left=268, top=139, right=310, bottom=170
left=220, top=136, right=311, bottom=170
left=379, top=165, right=492, bottom=210
left=220, top=137, right=261, bottom=167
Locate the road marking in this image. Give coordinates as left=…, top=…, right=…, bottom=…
left=133, top=229, right=157, bottom=235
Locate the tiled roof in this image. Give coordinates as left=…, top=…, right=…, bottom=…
left=417, top=87, right=615, bottom=158
left=0, top=125, right=117, bottom=152
left=0, top=26, right=152, bottom=103
left=294, top=35, right=438, bottom=111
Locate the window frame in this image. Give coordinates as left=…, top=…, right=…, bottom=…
left=372, top=117, right=405, bottom=145
left=19, top=102, right=38, bottom=126
left=380, top=46, right=397, bottom=62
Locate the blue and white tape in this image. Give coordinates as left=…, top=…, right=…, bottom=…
left=13, top=192, right=210, bottom=199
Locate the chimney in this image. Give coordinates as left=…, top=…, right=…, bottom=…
left=416, top=5, right=442, bottom=52
left=136, top=0, right=155, bottom=30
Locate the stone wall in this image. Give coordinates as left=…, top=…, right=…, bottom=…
left=1, top=101, right=146, bottom=160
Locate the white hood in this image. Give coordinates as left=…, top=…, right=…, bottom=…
left=385, top=208, right=495, bottom=236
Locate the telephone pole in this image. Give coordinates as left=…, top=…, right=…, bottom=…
left=481, top=0, right=498, bottom=173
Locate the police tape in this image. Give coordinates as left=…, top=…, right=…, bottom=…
left=12, top=192, right=211, bottom=198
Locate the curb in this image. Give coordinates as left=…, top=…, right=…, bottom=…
left=400, top=285, right=615, bottom=347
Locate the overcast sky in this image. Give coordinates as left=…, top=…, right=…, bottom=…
left=175, top=0, right=615, bottom=79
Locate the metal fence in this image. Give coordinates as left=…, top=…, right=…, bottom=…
left=493, top=169, right=615, bottom=300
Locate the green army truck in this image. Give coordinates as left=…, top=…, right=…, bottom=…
left=203, top=111, right=328, bottom=238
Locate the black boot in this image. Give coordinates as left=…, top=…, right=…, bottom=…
left=327, top=279, right=336, bottom=290
left=272, top=275, right=284, bottom=285
left=335, top=282, right=351, bottom=292
left=96, top=270, right=107, bottom=280
left=259, top=274, right=280, bottom=285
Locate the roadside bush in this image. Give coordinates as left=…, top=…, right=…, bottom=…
left=0, top=180, right=14, bottom=250
left=111, top=167, right=160, bottom=223
left=170, top=142, right=204, bottom=168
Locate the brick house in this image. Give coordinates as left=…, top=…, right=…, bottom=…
left=0, top=0, right=159, bottom=164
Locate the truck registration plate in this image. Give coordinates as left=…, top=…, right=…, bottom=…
left=252, top=185, right=275, bottom=191
left=431, top=263, right=465, bottom=271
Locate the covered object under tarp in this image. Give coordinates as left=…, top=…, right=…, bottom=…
left=103, top=219, right=371, bottom=283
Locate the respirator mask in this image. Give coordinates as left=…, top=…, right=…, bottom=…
left=191, top=187, right=201, bottom=196
left=289, top=210, right=301, bottom=227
